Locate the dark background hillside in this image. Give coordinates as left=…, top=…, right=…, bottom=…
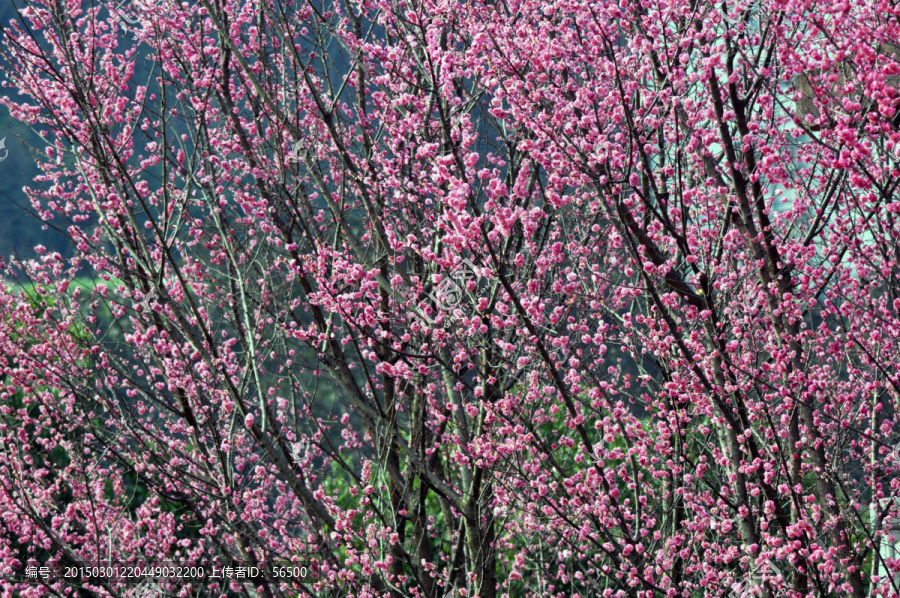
left=1, top=2, right=73, bottom=262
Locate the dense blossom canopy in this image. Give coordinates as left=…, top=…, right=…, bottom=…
left=1, top=0, right=900, bottom=596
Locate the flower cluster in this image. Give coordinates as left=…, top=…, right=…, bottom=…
left=1, top=0, right=900, bottom=596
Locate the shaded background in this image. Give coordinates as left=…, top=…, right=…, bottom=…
left=1, top=1, right=76, bottom=262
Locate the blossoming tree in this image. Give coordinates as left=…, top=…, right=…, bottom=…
left=1, top=0, right=900, bottom=596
